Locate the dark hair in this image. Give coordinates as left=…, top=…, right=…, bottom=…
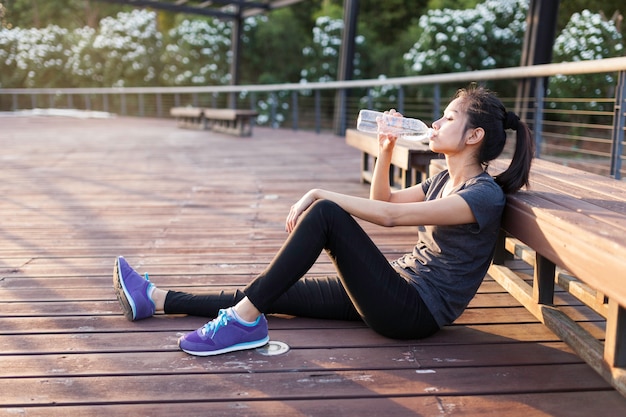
left=454, top=85, right=535, bottom=194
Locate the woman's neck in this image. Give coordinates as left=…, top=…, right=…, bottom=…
left=444, top=156, right=483, bottom=187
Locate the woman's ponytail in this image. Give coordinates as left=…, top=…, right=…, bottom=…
left=494, top=119, right=534, bottom=194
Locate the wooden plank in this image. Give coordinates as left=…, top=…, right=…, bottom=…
left=0, top=342, right=583, bottom=379
left=0, top=365, right=614, bottom=407
left=1, top=392, right=624, bottom=417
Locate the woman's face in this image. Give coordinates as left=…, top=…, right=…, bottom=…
left=430, top=97, right=474, bottom=155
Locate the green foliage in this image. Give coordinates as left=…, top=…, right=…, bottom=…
left=548, top=10, right=623, bottom=113
left=88, top=10, right=163, bottom=87
left=403, top=0, right=528, bottom=75
left=240, top=9, right=309, bottom=84
left=558, top=0, right=625, bottom=38
left=3, top=0, right=126, bottom=29
left=358, top=0, right=428, bottom=45
left=0, top=24, right=71, bottom=88
left=427, top=0, right=480, bottom=9
left=160, top=18, right=231, bottom=86
left=300, top=16, right=345, bottom=83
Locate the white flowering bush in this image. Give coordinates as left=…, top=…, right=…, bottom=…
left=160, top=18, right=231, bottom=86
left=403, top=0, right=527, bottom=75
left=0, top=25, right=70, bottom=88
left=64, top=26, right=96, bottom=87
left=89, top=9, right=162, bottom=87
left=548, top=10, right=623, bottom=110
left=300, top=16, right=365, bottom=83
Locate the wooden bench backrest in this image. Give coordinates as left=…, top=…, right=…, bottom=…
left=489, top=158, right=626, bottom=307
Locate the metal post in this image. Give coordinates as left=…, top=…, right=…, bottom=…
left=334, top=0, right=359, bottom=135
left=397, top=86, right=404, bottom=115
left=156, top=93, right=162, bottom=118
left=610, top=70, right=625, bottom=180
left=315, top=90, right=321, bottom=134
left=270, top=92, right=277, bottom=128
left=138, top=93, right=144, bottom=117
left=292, top=91, right=298, bottom=131
left=433, top=84, right=441, bottom=121
left=337, top=88, right=347, bottom=135
left=515, top=0, right=559, bottom=121
left=229, top=9, right=243, bottom=109
left=533, top=77, right=544, bottom=158
left=120, top=93, right=127, bottom=116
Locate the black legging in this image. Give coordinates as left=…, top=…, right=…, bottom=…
left=164, top=199, right=439, bottom=339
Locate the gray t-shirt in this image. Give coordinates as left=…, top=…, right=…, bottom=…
left=392, top=169, right=505, bottom=327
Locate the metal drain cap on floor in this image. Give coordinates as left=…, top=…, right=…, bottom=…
left=256, top=341, right=290, bottom=356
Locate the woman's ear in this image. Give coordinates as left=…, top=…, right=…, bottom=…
left=466, top=127, right=485, bottom=145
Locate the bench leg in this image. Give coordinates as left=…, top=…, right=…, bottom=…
left=533, top=253, right=555, bottom=305
left=605, top=299, right=626, bottom=368
left=360, top=152, right=370, bottom=184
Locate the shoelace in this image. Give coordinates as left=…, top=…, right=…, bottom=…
left=144, top=273, right=150, bottom=281
left=201, top=310, right=230, bottom=337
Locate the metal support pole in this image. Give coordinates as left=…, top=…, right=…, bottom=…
left=270, top=92, right=277, bottom=128
left=533, top=77, right=544, bottom=158
left=610, top=70, right=625, bottom=180
left=315, top=90, right=321, bottom=134
left=433, top=84, right=441, bottom=121
left=138, top=93, right=144, bottom=117
left=334, top=0, right=359, bottom=135
left=397, top=86, right=404, bottom=115
left=156, top=93, right=162, bottom=117
left=292, top=91, right=299, bottom=131
left=229, top=9, right=243, bottom=109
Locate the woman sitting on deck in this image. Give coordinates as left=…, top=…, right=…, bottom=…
left=113, top=85, right=535, bottom=357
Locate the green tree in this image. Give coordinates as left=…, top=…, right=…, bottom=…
left=160, top=17, right=231, bottom=86
left=548, top=10, right=623, bottom=111
left=402, top=0, right=528, bottom=98
left=2, top=0, right=124, bottom=29
left=240, top=8, right=309, bottom=84
left=558, top=0, right=625, bottom=38
left=0, top=24, right=71, bottom=88
left=88, top=9, right=163, bottom=87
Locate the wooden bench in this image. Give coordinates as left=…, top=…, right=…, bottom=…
left=170, top=107, right=258, bottom=137
left=432, top=157, right=626, bottom=396
left=345, top=128, right=439, bottom=188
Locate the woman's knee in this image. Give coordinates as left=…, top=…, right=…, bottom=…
left=310, top=199, right=341, bottom=213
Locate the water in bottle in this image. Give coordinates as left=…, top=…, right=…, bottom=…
left=356, top=109, right=433, bottom=143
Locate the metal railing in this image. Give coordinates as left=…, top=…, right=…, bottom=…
left=2, top=57, right=625, bottom=178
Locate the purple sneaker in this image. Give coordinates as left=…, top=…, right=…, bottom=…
left=178, top=308, right=269, bottom=356
left=113, top=256, right=155, bottom=321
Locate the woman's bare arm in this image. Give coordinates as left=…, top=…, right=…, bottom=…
left=286, top=188, right=475, bottom=233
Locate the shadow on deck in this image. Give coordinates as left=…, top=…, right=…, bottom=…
left=0, top=115, right=625, bottom=416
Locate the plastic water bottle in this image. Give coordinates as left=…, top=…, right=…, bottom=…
left=356, top=109, right=433, bottom=143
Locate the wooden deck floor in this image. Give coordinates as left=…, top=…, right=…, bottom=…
left=1, top=115, right=626, bottom=416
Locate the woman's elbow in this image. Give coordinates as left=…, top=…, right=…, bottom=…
left=377, top=211, right=398, bottom=227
